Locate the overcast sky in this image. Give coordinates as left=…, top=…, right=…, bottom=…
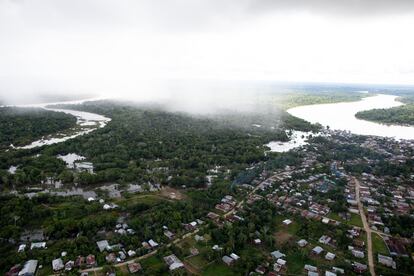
left=1, top=0, right=414, bottom=103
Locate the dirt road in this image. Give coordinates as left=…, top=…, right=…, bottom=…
left=354, top=177, right=375, bottom=276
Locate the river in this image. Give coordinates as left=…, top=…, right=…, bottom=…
left=287, top=94, right=414, bottom=140
left=5, top=98, right=111, bottom=149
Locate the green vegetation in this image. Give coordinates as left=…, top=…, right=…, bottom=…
left=3, top=91, right=414, bottom=275
left=356, top=104, right=414, bottom=126
left=355, top=93, right=414, bottom=126
left=0, top=100, right=318, bottom=189
left=202, top=261, right=237, bottom=276
left=0, top=107, right=76, bottom=150
left=328, top=213, right=363, bottom=228
left=140, top=255, right=168, bottom=275
left=0, top=180, right=235, bottom=274
left=275, top=91, right=363, bottom=109
left=372, top=233, right=388, bottom=255
left=349, top=213, right=363, bottom=228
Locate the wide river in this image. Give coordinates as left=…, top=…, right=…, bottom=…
left=287, top=94, right=414, bottom=140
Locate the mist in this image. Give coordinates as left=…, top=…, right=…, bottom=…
left=1, top=0, right=414, bottom=110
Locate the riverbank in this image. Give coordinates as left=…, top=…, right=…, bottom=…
left=355, top=101, right=414, bottom=127
left=6, top=99, right=111, bottom=149
left=287, top=94, right=414, bottom=140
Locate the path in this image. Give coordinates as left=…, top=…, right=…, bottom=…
left=79, top=228, right=200, bottom=273
left=354, top=177, right=375, bottom=276
left=80, top=174, right=282, bottom=274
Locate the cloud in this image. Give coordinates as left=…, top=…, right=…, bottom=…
left=250, top=0, right=414, bottom=17
left=1, top=0, right=414, bottom=105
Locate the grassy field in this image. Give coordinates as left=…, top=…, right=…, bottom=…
left=187, top=254, right=211, bottom=270
left=140, top=255, right=166, bottom=274
left=328, top=212, right=363, bottom=228
left=286, top=249, right=313, bottom=275
left=115, top=193, right=167, bottom=208
left=202, top=261, right=237, bottom=276
left=349, top=213, right=363, bottom=228
left=372, top=233, right=389, bottom=255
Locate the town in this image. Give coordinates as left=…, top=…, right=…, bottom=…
left=4, top=128, right=414, bottom=276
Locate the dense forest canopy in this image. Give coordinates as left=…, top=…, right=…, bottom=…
left=0, top=101, right=318, bottom=189
left=0, top=107, right=76, bottom=150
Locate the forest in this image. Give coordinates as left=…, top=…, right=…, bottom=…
left=355, top=104, right=414, bottom=126
left=0, top=107, right=76, bottom=150
left=355, top=94, right=414, bottom=126
left=0, top=101, right=318, bottom=189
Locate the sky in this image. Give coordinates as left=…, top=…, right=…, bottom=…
left=1, top=0, right=414, bottom=104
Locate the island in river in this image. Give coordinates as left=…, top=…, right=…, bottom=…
left=288, top=94, right=414, bottom=140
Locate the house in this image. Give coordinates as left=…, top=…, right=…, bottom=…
left=309, top=203, right=330, bottom=215
left=271, top=250, right=286, bottom=259
left=351, top=249, right=364, bottom=259
left=385, top=237, right=409, bottom=257
left=378, top=254, right=396, bottom=269
left=74, top=256, right=85, bottom=267
left=164, top=254, right=184, bottom=270
left=185, top=221, right=198, bottom=231
left=352, top=262, right=367, bottom=273
left=274, top=258, right=287, bottom=272
left=230, top=253, right=240, bottom=260
left=30, top=242, right=46, bottom=250
left=7, top=264, right=21, bottom=276
left=312, top=246, right=324, bottom=255
left=222, top=255, right=235, bottom=266
left=325, top=252, right=336, bottom=261
left=18, top=244, right=26, bottom=253
left=106, top=253, right=117, bottom=263
left=304, top=264, right=318, bottom=272
left=332, top=267, right=345, bottom=274
left=207, top=212, right=220, bottom=221
left=322, top=217, right=331, bottom=224
left=86, top=254, right=96, bottom=267
left=297, top=239, right=308, bottom=247
left=127, top=250, right=136, bottom=257
left=190, top=247, right=199, bottom=256
left=18, top=260, right=38, bottom=276
left=325, top=271, right=337, bottom=276
left=65, top=261, right=74, bottom=271
left=276, top=259, right=287, bottom=266
left=308, top=272, right=318, bottom=276
left=96, top=240, right=109, bottom=252
left=108, top=243, right=122, bottom=251
left=142, top=241, right=151, bottom=249
left=254, top=238, right=262, bottom=245
left=118, top=251, right=126, bottom=261
left=164, top=230, right=175, bottom=240
left=128, top=262, right=142, bottom=273
left=52, top=258, right=64, bottom=271
left=194, top=234, right=205, bottom=242
left=282, top=219, right=292, bottom=225
left=319, top=235, right=332, bottom=245
left=103, top=203, right=118, bottom=210
left=149, top=239, right=159, bottom=248
left=212, top=244, right=223, bottom=251
left=115, top=229, right=126, bottom=235
left=75, top=161, right=94, bottom=173
left=255, top=265, right=266, bottom=274
left=215, top=203, right=233, bottom=212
